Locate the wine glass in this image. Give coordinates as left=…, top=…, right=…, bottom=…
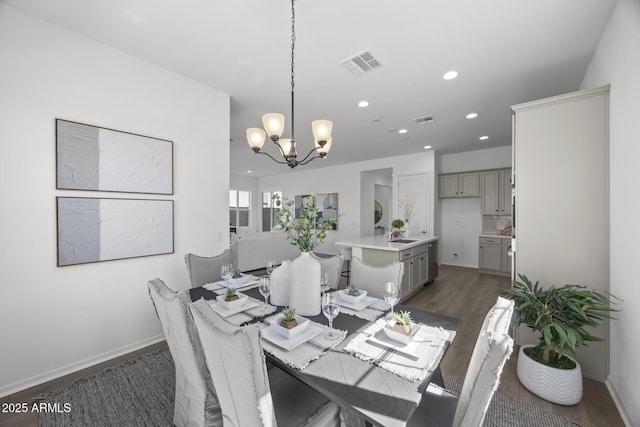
left=384, top=281, right=399, bottom=317
left=258, top=276, right=272, bottom=313
left=267, top=260, right=277, bottom=277
left=220, top=264, right=233, bottom=287
left=320, top=272, right=330, bottom=295
left=322, top=292, right=340, bottom=340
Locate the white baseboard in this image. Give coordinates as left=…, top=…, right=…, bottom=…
left=605, top=376, right=634, bottom=427
left=0, top=334, right=165, bottom=398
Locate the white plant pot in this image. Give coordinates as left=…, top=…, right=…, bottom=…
left=288, top=252, right=321, bottom=316
left=517, top=344, right=583, bottom=405
left=270, top=260, right=291, bottom=306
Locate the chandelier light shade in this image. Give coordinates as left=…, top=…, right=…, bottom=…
left=246, top=0, right=333, bottom=169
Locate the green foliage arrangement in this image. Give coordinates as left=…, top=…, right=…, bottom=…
left=502, top=274, right=616, bottom=369
left=275, top=194, right=337, bottom=252
left=391, top=219, right=405, bottom=229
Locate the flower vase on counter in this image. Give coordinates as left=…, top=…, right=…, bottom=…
left=288, top=252, right=321, bottom=315
left=270, top=260, right=291, bottom=306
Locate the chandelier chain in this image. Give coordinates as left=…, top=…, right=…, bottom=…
left=290, top=0, right=296, bottom=141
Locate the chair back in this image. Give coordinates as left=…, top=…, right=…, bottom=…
left=147, top=278, right=221, bottom=427
left=453, top=297, right=514, bottom=426
left=185, top=250, right=233, bottom=288
left=189, top=299, right=277, bottom=427
left=311, top=253, right=344, bottom=289
left=350, top=256, right=404, bottom=299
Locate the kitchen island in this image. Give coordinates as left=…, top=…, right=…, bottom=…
left=336, top=235, right=439, bottom=300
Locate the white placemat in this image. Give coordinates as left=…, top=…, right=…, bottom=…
left=344, top=318, right=456, bottom=382
left=258, top=314, right=347, bottom=370
left=339, top=299, right=390, bottom=321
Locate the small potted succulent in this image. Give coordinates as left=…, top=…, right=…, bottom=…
left=389, top=219, right=406, bottom=240
left=392, top=311, right=413, bottom=336
left=279, top=307, right=298, bottom=329
left=273, top=307, right=309, bottom=338
left=224, top=288, right=238, bottom=302
left=340, top=283, right=368, bottom=304
left=347, top=283, right=361, bottom=296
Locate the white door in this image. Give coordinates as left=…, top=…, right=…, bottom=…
left=398, top=174, right=428, bottom=235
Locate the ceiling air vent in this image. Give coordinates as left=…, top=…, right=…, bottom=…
left=414, top=115, right=435, bottom=125
left=340, top=49, right=382, bottom=77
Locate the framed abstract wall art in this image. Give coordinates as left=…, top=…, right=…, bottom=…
left=56, top=119, right=173, bottom=195
left=294, top=193, right=338, bottom=230
left=57, top=197, right=174, bottom=266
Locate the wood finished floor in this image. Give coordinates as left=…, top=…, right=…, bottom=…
left=1, top=265, right=624, bottom=426
left=404, top=264, right=625, bottom=427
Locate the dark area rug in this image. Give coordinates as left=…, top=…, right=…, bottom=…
left=38, top=348, right=576, bottom=426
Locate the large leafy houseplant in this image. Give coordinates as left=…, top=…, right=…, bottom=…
left=275, top=194, right=337, bottom=252
left=502, top=274, right=615, bottom=369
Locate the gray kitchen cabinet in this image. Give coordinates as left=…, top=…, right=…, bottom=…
left=439, top=172, right=479, bottom=198
left=479, top=236, right=510, bottom=276
left=481, top=168, right=512, bottom=214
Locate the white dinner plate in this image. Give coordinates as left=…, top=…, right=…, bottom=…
left=261, top=321, right=323, bottom=351
left=338, top=295, right=377, bottom=311
left=208, top=299, right=260, bottom=318
left=366, top=326, right=437, bottom=359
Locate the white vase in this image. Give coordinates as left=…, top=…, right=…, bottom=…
left=288, top=252, right=321, bottom=316
left=270, top=260, right=291, bottom=306
left=517, top=344, right=583, bottom=405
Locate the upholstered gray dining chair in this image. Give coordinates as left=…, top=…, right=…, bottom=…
left=189, top=298, right=341, bottom=427
left=185, top=250, right=233, bottom=288
left=349, top=256, right=404, bottom=299
left=311, top=253, right=344, bottom=289
left=407, top=297, right=515, bottom=427
left=147, top=278, right=222, bottom=427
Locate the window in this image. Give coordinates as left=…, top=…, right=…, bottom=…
left=229, top=190, right=251, bottom=228
left=262, top=191, right=282, bottom=231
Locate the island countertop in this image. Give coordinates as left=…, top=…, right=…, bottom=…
left=335, top=235, right=439, bottom=252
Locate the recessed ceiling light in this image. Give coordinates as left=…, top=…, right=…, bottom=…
left=442, top=70, right=459, bottom=80
left=479, top=136, right=489, bottom=141
left=372, top=118, right=381, bottom=122
left=247, top=170, right=253, bottom=173
left=398, top=129, right=408, bottom=134
left=424, top=145, right=432, bottom=150
left=466, top=113, right=478, bottom=119
left=357, top=100, right=369, bottom=108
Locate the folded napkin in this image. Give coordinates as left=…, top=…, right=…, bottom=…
left=204, top=277, right=260, bottom=293
left=258, top=314, right=347, bottom=370
left=340, top=299, right=390, bottom=322
left=344, top=318, right=456, bottom=382
left=203, top=281, right=225, bottom=291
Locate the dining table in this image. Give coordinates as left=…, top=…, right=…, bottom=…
left=189, top=282, right=461, bottom=427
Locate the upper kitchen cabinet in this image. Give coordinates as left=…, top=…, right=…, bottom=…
left=481, top=168, right=512, bottom=215
left=439, top=172, right=479, bottom=198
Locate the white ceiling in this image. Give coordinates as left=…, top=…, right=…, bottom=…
left=6, top=0, right=616, bottom=177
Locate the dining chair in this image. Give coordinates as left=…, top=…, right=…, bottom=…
left=189, top=298, right=341, bottom=427
left=147, top=278, right=222, bottom=427
left=349, top=256, right=404, bottom=299
left=185, top=250, right=233, bottom=288
left=407, top=297, right=515, bottom=427
left=311, top=253, right=344, bottom=289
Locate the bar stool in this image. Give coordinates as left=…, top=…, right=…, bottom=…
left=340, top=247, right=352, bottom=287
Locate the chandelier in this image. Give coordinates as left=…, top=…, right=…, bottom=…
left=246, top=0, right=333, bottom=169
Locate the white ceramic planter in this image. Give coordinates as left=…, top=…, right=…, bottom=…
left=288, top=252, right=321, bottom=316
left=270, top=260, right=291, bottom=306
left=517, top=344, right=583, bottom=405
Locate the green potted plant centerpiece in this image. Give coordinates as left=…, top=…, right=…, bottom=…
left=274, top=194, right=337, bottom=316
left=501, top=274, right=616, bottom=405
left=389, top=219, right=405, bottom=240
